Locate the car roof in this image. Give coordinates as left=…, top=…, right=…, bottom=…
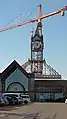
left=2, top=93, right=21, bottom=95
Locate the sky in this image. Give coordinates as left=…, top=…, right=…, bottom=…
left=0, top=0, right=67, bottom=79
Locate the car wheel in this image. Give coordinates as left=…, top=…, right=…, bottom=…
left=12, top=98, right=16, bottom=105
left=24, top=100, right=28, bottom=104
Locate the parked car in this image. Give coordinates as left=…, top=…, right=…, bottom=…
left=3, top=94, right=18, bottom=105
left=21, top=94, right=31, bottom=104
left=0, top=94, right=9, bottom=106
left=2, top=93, right=22, bottom=104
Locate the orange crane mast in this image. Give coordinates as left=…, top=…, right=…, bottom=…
left=0, top=5, right=67, bottom=32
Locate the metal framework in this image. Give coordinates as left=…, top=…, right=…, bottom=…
left=22, top=59, right=61, bottom=78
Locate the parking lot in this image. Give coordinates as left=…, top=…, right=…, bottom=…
left=0, top=102, right=67, bottom=119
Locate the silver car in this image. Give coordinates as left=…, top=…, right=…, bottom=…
left=2, top=93, right=22, bottom=104
left=0, top=93, right=9, bottom=106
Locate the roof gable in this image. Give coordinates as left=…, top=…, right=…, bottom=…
left=31, top=35, right=43, bottom=42
left=1, top=60, right=28, bottom=80
left=32, top=35, right=41, bottom=41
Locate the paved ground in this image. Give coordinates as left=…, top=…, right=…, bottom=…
left=0, top=102, right=67, bottom=119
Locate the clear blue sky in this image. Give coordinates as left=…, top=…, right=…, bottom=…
left=0, top=0, right=67, bottom=78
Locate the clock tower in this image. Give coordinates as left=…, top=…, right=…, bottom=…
left=30, top=21, right=44, bottom=75
left=22, top=4, right=61, bottom=79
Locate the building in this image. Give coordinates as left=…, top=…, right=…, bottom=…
left=0, top=60, right=67, bottom=102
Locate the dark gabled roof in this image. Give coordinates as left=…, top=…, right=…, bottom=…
left=31, top=33, right=43, bottom=43
left=35, top=25, right=39, bottom=36
left=1, top=60, right=29, bottom=80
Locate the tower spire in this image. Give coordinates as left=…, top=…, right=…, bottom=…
left=37, top=4, right=42, bottom=19
left=37, top=4, right=42, bottom=36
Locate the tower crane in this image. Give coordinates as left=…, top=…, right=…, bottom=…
left=0, top=5, right=67, bottom=32
left=0, top=5, right=67, bottom=77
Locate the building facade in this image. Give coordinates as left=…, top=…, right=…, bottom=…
left=34, top=79, right=67, bottom=102
left=0, top=60, right=67, bottom=102
left=0, top=60, right=29, bottom=93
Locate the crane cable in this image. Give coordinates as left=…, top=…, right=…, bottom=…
left=4, top=10, right=28, bottom=27
left=3, top=7, right=37, bottom=28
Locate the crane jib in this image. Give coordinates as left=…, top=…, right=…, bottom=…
left=0, top=6, right=67, bottom=32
